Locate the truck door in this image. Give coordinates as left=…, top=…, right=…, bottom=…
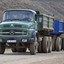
left=36, top=15, right=43, bottom=30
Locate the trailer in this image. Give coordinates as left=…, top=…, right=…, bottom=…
left=61, top=21, right=64, bottom=50
left=50, top=19, right=64, bottom=51
left=0, top=9, right=63, bottom=55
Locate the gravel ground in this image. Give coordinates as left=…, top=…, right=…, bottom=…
left=0, top=49, right=64, bottom=64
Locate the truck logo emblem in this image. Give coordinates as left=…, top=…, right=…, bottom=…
left=10, top=30, right=15, bottom=35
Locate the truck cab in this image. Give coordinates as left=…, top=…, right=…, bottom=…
left=0, top=9, right=38, bottom=55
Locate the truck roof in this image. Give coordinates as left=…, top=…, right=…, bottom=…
left=4, top=9, right=36, bottom=14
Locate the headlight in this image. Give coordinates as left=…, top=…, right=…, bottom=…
left=29, top=25, right=35, bottom=29
left=28, top=30, right=36, bottom=38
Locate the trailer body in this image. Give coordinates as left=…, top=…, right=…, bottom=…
left=51, top=19, right=64, bottom=35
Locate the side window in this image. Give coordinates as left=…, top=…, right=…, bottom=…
left=35, top=15, right=43, bottom=22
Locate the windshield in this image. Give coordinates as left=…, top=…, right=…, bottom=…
left=3, top=10, right=34, bottom=21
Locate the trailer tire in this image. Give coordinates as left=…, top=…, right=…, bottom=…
left=62, top=38, right=64, bottom=50
left=48, top=37, right=52, bottom=53
left=37, top=34, right=42, bottom=53
left=52, top=37, right=56, bottom=51
left=56, top=37, right=61, bottom=51
left=0, top=43, right=6, bottom=54
left=42, top=36, right=49, bottom=53
left=63, top=41, right=64, bottom=50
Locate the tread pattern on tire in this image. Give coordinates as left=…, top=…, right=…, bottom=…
left=52, top=37, right=56, bottom=51
left=56, top=37, right=61, bottom=51
left=30, top=37, right=37, bottom=55
left=42, top=36, right=49, bottom=53
left=48, top=37, right=52, bottom=53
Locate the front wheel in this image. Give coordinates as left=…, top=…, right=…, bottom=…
left=0, top=43, right=6, bottom=54
left=30, top=37, right=37, bottom=55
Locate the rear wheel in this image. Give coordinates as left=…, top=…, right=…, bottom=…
left=52, top=37, right=56, bottom=51
left=38, top=42, right=42, bottom=53
left=56, top=37, right=61, bottom=51
left=37, top=34, right=42, bottom=53
left=0, top=43, right=6, bottom=54
left=42, top=36, right=49, bottom=53
left=48, top=37, right=52, bottom=53
left=63, top=42, right=64, bottom=50
left=62, top=38, right=64, bottom=50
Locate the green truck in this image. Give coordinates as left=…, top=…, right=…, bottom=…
left=0, top=9, right=54, bottom=55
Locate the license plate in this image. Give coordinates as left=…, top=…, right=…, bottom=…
left=7, top=40, right=16, bottom=43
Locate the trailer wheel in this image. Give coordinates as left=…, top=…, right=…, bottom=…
left=42, top=36, right=49, bottom=53
left=11, top=44, right=16, bottom=52
left=37, top=34, right=42, bottom=53
left=0, top=43, right=6, bottom=54
left=62, top=38, right=64, bottom=50
left=52, top=37, right=56, bottom=51
left=48, top=37, right=52, bottom=53
left=56, top=37, right=61, bottom=51
left=30, top=37, right=37, bottom=55
left=63, top=41, right=64, bottom=50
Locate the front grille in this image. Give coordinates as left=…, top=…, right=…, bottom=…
left=1, top=29, right=27, bottom=35
left=3, top=24, right=22, bottom=28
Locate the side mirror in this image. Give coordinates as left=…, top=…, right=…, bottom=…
left=35, top=14, right=37, bottom=21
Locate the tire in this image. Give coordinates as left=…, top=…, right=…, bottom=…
left=62, top=38, right=64, bottom=50
left=11, top=44, right=16, bottom=52
left=0, top=43, right=6, bottom=54
left=38, top=41, right=43, bottom=53
left=63, top=41, right=64, bottom=50
left=42, top=36, right=49, bottom=53
left=37, top=34, right=42, bottom=53
left=48, top=37, right=52, bottom=53
left=56, top=37, right=61, bottom=51
left=30, top=37, right=37, bottom=55
left=38, top=42, right=42, bottom=53
left=61, top=38, right=63, bottom=50
left=52, top=37, right=56, bottom=51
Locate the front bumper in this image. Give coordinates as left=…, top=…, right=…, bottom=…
left=0, top=35, right=35, bottom=43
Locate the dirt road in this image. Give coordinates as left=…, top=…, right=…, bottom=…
left=0, top=49, right=64, bottom=64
